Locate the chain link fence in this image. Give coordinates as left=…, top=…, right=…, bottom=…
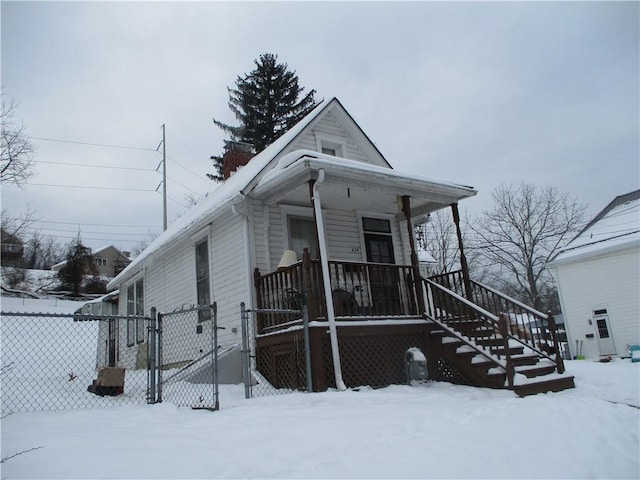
left=1, top=311, right=152, bottom=415
left=240, top=303, right=312, bottom=398
left=155, top=305, right=220, bottom=410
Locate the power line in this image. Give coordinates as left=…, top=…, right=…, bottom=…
left=167, top=155, right=212, bottom=185
left=29, top=183, right=158, bottom=192
left=38, top=160, right=158, bottom=172
left=30, top=136, right=158, bottom=152
left=23, top=226, right=160, bottom=237
left=33, top=220, right=161, bottom=228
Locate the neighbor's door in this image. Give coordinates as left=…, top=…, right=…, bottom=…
left=593, top=310, right=616, bottom=356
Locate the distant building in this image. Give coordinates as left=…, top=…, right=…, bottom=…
left=550, top=190, right=640, bottom=360
left=1, top=229, right=24, bottom=267
left=52, top=245, right=131, bottom=277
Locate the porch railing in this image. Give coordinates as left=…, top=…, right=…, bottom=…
left=428, top=270, right=565, bottom=374
left=423, top=278, right=517, bottom=386
left=253, top=251, right=419, bottom=335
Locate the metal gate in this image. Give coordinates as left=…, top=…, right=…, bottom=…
left=240, top=302, right=312, bottom=398
left=149, top=304, right=220, bottom=410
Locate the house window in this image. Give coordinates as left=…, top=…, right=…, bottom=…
left=196, top=239, right=211, bottom=322
left=96, top=257, right=107, bottom=267
left=126, top=278, right=145, bottom=346
left=287, top=216, right=318, bottom=260
left=322, top=146, right=337, bottom=156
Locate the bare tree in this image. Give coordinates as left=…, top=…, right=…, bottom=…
left=470, top=183, right=585, bottom=311
left=1, top=95, right=36, bottom=187
left=416, top=209, right=460, bottom=275
left=1, top=208, right=37, bottom=239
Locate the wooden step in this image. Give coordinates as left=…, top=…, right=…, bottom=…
left=515, top=360, right=556, bottom=378
left=513, top=374, right=575, bottom=397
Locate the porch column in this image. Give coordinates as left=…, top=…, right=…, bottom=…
left=309, top=173, right=346, bottom=391
left=401, top=196, right=426, bottom=315
left=451, top=202, right=473, bottom=302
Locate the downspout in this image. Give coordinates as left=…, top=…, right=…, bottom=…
left=232, top=194, right=254, bottom=314
left=312, top=170, right=346, bottom=391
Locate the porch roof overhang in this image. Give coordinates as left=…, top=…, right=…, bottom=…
left=248, top=150, right=477, bottom=219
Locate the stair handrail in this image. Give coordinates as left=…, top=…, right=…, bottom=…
left=427, top=314, right=509, bottom=371
left=469, top=278, right=547, bottom=318
left=468, top=279, right=565, bottom=374
left=424, top=279, right=516, bottom=386
left=429, top=271, right=565, bottom=374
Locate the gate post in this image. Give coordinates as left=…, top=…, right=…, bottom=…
left=240, top=302, right=252, bottom=399
left=148, top=307, right=157, bottom=404
left=212, top=303, right=220, bottom=411
left=157, top=311, right=164, bottom=403
left=302, top=304, right=313, bottom=392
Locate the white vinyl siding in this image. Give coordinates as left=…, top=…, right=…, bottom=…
left=284, top=112, right=371, bottom=164
left=554, top=245, right=640, bottom=360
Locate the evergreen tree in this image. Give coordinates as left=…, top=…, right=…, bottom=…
left=58, top=236, right=97, bottom=296
left=208, top=53, right=318, bottom=181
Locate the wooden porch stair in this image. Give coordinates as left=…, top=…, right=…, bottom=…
left=428, top=320, right=574, bottom=396
left=424, top=274, right=575, bottom=397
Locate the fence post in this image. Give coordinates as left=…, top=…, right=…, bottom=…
left=157, top=311, right=163, bottom=403
left=212, top=303, right=220, bottom=411
left=240, top=302, right=252, bottom=399
left=148, top=307, right=157, bottom=404
left=302, top=304, right=313, bottom=392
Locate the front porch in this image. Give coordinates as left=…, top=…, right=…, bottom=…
left=252, top=256, right=574, bottom=396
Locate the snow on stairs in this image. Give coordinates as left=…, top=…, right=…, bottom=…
left=429, top=325, right=575, bottom=397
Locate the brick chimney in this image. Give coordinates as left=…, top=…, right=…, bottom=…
left=223, top=141, right=255, bottom=180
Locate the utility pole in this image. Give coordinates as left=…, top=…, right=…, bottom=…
left=162, top=124, right=167, bottom=231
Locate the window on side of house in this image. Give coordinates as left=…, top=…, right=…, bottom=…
left=126, top=278, right=145, bottom=346
left=126, top=284, right=135, bottom=347
left=196, top=239, right=211, bottom=322
left=96, top=257, right=107, bottom=267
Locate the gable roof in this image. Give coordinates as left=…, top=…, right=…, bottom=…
left=108, top=97, right=476, bottom=289
left=550, top=189, right=640, bottom=265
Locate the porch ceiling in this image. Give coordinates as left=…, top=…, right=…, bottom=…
left=248, top=153, right=477, bottom=219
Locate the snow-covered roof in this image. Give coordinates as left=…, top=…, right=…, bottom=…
left=108, top=97, right=476, bottom=290
left=550, top=190, right=640, bottom=265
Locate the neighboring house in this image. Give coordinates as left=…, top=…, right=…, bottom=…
left=107, top=97, right=573, bottom=396
left=1, top=229, right=24, bottom=267
left=53, top=245, right=131, bottom=278
left=549, top=190, right=640, bottom=360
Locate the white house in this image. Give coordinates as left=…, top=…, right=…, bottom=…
left=549, top=190, right=640, bottom=360
left=106, top=98, right=573, bottom=396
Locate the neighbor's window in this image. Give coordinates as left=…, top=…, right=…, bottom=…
left=96, top=257, right=107, bottom=267
left=126, top=278, right=145, bottom=346
left=196, top=239, right=211, bottom=322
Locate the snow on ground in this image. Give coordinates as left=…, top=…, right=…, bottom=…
left=1, top=299, right=639, bottom=479
left=0, top=268, right=61, bottom=295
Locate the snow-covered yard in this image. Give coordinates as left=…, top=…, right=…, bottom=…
left=1, top=298, right=638, bottom=479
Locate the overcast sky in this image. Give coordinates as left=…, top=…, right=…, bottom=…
left=2, top=1, right=638, bottom=253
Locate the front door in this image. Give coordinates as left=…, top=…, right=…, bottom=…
left=593, top=310, right=616, bottom=355
left=363, top=218, right=401, bottom=314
